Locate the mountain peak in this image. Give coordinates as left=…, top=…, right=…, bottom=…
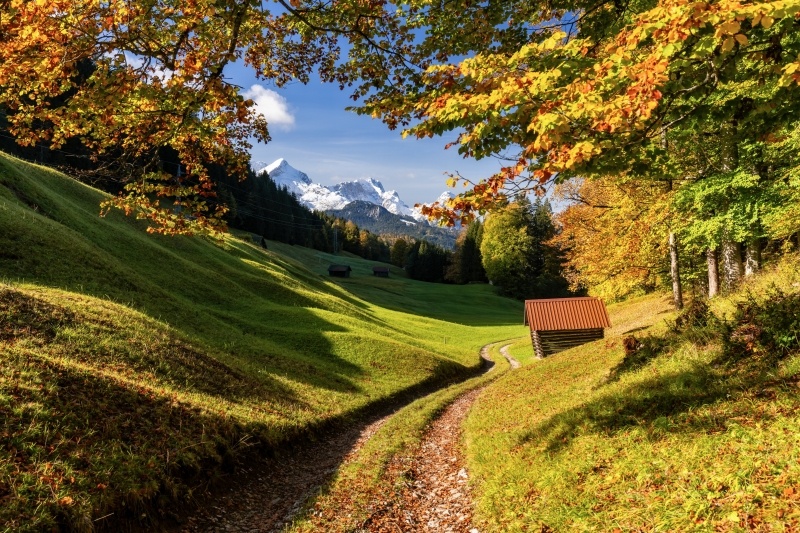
left=252, top=158, right=427, bottom=223
left=264, top=158, right=288, bottom=174
left=261, top=158, right=312, bottom=186
left=363, top=177, right=385, bottom=192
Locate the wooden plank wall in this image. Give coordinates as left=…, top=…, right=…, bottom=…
left=531, top=328, right=604, bottom=358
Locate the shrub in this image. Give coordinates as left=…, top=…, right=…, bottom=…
left=722, top=286, right=800, bottom=361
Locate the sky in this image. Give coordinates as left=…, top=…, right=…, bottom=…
left=226, top=63, right=507, bottom=207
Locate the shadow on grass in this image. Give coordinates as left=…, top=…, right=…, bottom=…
left=517, top=354, right=789, bottom=455
left=605, top=335, right=672, bottom=383
left=0, top=349, right=279, bottom=532
left=0, top=286, right=312, bottom=407
left=329, top=277, right=524, bottom=327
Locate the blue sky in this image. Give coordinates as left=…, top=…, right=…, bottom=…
left=227, top=63, right=506, bottom=207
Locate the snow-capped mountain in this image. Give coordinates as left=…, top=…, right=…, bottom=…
left=255, top=158, right=427, bottom=221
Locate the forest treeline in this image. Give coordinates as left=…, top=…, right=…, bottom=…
left=219, top=166, right=573, bottom=300
left=0, top=123, right=567, bottom=299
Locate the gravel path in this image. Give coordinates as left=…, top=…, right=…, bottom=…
left=178, top=343, right=501, bottom=533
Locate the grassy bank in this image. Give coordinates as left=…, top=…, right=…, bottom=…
left=0, top=152, right=525, bottom=531
left=464, top=260, right=800, bottom=531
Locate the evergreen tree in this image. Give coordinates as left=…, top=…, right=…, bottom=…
left=447, top=220, right=487, bottom=284
left=481, top=199, right=570, bottom=300
left=391, top=238, right=410, bottom=268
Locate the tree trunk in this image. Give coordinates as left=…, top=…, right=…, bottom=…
left=720, top=238, right=743, bottom=292
left=669, top=232, right=683, bottom=310
left=706, top=248, right=719, bottom=298
left=744, top=239, right=761, bottom=276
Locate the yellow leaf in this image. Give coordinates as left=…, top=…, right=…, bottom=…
left=761, top=15, right=774, bottom=28
left=722, top=37, right=735, bottom=53
left=734, top=34, right=748, bottom=46
left=720, top=20, right=741, bottom=34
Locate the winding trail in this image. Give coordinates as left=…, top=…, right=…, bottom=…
left=500, top=344, right=521, bottom=369
left=359, top=387, right=484, bottom=532
left=359, top=342, right=515, bottom=532
left=179, top=341, right=514, bottom=533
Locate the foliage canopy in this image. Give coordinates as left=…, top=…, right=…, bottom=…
left=3, top=0, right=800, bottom=232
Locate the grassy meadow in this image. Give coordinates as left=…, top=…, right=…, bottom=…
left=0, top=152, right=525, bottom=531
left=464, top=260, right=800, bottom=531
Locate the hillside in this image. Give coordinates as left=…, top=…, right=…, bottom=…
left=0, top=152, right=524, bottom=531
left=463, top=261, right=800, bottom=531
left=282, top=260, right=800, bottom=532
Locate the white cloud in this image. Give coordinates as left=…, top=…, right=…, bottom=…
left=243, top=85, right=295, bottom=130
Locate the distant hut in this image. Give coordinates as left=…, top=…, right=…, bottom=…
left=524, top=297, right=611, bottom=359
left=372, top=266, right=390, bottom=278
left=328, top=265, right=352, bottom=278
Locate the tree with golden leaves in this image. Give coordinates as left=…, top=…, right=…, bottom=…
left=551, top=177, right=674, bottom=301
left=3, top=0, right=800, bottom=238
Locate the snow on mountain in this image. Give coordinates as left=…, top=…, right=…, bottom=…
left=330, top=178, right=419, bottom=219
left=262, top=158, right=312, bottom=190
left=254, top=158, right=425, bottom=221
left=250, top=160, right=271, bottom=175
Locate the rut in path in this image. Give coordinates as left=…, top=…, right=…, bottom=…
left=177, top=342, right=503, bottom=533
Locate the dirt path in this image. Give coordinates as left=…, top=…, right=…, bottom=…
left=351, top=341, right=520, bottom=532
left=499, top=344, right=521, bottom=369
left=360, top=387, right=485, bottom=532
left=179, top=411, right=395, bottom=533
left=178, top=343, right=499, bottom=533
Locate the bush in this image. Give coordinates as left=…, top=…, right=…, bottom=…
left=722, top=286, right=800, bottom=361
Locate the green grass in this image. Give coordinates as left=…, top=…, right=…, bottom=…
left=463, top=261, right=800, bottom=532
left=0, top=152, right=525, bottom=531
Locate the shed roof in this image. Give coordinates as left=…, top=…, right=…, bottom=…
left=372, top=266, right=389, bottom=273
left=524, top=297, right=611, bottom=331
left=328, top=264, right=352, bottom=272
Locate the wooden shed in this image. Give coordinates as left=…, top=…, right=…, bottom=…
left=524, top=297, right=611, bottom=358
left=328, top=265, right=352, bottom=278
left=372, top=266, right=390, bottom=277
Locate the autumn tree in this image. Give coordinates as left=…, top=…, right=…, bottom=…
left=552, top=178, right=673, bottom=301
left=317, top=0, right=800, bottom=225
left=0, top=0, right=410, bottom=234
left=6, top=0, right=800, bottom=241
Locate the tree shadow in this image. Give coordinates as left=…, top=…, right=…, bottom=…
left=515, top=356, right=787, bottom=455
left=0, top=349, right=315, bottom=532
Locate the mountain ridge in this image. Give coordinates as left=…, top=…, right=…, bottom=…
left=253, top=158, right=427, bottom=221
left=252, top=158, right=458, bottom=247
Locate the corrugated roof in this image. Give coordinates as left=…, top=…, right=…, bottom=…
left=524, top=297, right=611, bottom=331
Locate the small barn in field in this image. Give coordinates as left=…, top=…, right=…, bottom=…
left=372, top=266, right=390, bottom=277
left=524, top=297, right=611, bottom=358
left=328, top=265, right=352, bottom=278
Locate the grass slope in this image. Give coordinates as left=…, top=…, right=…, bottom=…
left=465, top=261, right=800, bottom=531
left=0, top=152, right=525, bottom=531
